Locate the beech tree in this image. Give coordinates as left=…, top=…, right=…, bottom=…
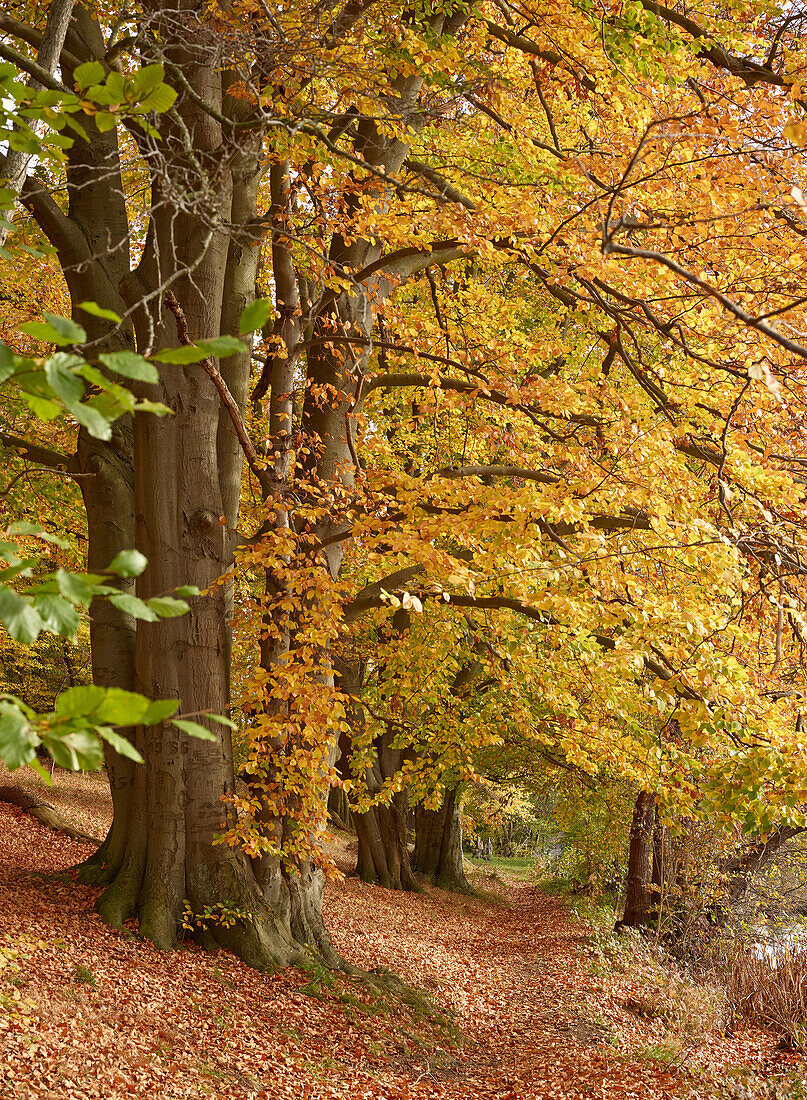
left=2, top=0, right=807, bottom=970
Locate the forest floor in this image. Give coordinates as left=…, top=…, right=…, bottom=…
left=0, top=767, right=804, bottom=1100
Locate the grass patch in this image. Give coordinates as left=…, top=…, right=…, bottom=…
left=539, top=876, right=620, bottom=929
left=683, top=1068, right=807, bottom=1100
left=465, top=855, right=536, bottom=880
left=72, top=962, right=96, bottom=985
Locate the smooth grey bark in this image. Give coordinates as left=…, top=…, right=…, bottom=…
left=0, top=0, right=76, bottom=247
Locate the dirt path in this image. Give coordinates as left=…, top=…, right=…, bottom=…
left=0, top=791, right=788, bottom=1099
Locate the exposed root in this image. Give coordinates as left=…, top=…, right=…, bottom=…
left=0, top=785, right=102, bottom=846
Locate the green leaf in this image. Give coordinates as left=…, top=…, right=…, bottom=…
left=94, top=112, right=118, bottom=133
left=134, top=399, right=171, bottom=416
left=74, top=61, right=106, bottom=89
left=99, top=350, right=159, bottom=382
left=78, top=301, right=122, bottom=322
left=43, top=312, right=86, bottom=344
left=47, top=736, right=79, bottom=770
left=94, top=688, right=151, bottom=726
left=139, top=83, right=177, bottom=113
left=8, top=521, right=69, bottom=547
left=20, top=320, right=74, bottom=347
left=55, top=685, right=105, bottom=717
left=146, top=596, right=190, bottom=618
left=172, top=718, right=217, bottom=741
left=32, top=594, right=80, bottom=636
left=76, top=364, right=135, bottom=406
left=107, top=549, right=147, bottom=577
left=68, top=399, right=112, bottom=440
left=55, top=569, right=97, bottom=607
left=96, top=727, right=144, bottom=763
left=205, top=712, right=237, bottom=729
left=45, top=357, right=84, bottom=404
left=29, top=755, right=54, bottom=785
left=0, top=585, right=44, bottom=643
left=174, top=585, right=201, bottom=598
left=142, top=699, right=180, bottom=724
left=0, top=706, right=35, bottom=770
left=104, top=72, right=127, bottom=99
left=108, top=593, right=159, bottom=621
left=55, top=730, right=104, bottom=771
left=239, top=299, right=275, bottom=333
left=151, top=345, right=208, bottom=364
left=23, top=394, right=61, bottom=421
left=131, top=65, right=166, bottom=96
left=0, top=342, right=15, bottom=382
left=199, top=336, right=248, bottom=358
left=0, top=559, right=36, bottom=582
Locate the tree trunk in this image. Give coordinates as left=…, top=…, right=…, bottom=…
left=11, top=0, right=466, bottom=969
left=650, top=810, right=673, bottom=923
left=618, top=791, right=656, bottom=929
left=339, top=624, right=419, bottom=892
left=355, top=791, right=417, bottom=890
left=73, top=7, right=324, bottom=967
left=412, top=786, right=472, bottom=893
left=327, top=784, right=352, bottom=830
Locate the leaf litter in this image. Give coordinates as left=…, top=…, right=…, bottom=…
left=0, top=775, right=801, bottom=1099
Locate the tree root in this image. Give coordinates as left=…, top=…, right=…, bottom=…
left=0, top=785, right=102, bottom=846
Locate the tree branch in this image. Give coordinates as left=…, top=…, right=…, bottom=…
left=603, top=239, right=807, bottom=360
left=0, top=431, right=74, bottom=471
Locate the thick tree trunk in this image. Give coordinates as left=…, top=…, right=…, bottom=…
left=13, top=0, right=466, bottom=970
left=79, top=10, right=324, bottom=967
left=618, top=791, right=656, bottom=929
left=55, top=10, right=141, bottom=888
left=355, top=792, right=417, bottom=890
left=412, top=786, right=472, bottom=893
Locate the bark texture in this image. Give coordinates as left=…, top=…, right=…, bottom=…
left=412, top=786, right=472, bottom=893
left=618, top=791, right=656, bottom=929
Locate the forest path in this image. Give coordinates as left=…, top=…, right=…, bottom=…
left=0, top=790, right=785, bottom=1099
left=327, top=870, right=682, bottom=1099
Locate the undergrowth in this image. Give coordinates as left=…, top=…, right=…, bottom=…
left=683, top=1067, right=807, bottom=1100
left=585, top=926, right=726, bottom=1065
left=718, top=942, right=807, bottom=1052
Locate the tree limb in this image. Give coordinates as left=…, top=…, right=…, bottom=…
left=0, top=431, right=75, bottom=471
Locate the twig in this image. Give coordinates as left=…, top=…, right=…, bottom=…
left=163, top=291, right=267, bottom=489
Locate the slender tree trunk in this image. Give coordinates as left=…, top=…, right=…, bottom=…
left=338, top=620, right=418, bottom=891
left=618, top=791, right=656, bottom=929
left=327, top=784, right=351, bottom=830
left=651, top=810, right=673, bottom=923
